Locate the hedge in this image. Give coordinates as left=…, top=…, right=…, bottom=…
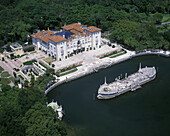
left=23, top=59, right=37, bottom=65
left=56, top=68, right=77, bottom=77
left=23, top=46, right=35, bottom=52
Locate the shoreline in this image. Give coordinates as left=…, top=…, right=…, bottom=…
left=45, top=49, right=170, bottom=95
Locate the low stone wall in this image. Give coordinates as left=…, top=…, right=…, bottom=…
left=135, top=51, right=170, bottom=57
left=55, top=61, right=83, bottom=72
left=45, top=70, right=93, bottom=95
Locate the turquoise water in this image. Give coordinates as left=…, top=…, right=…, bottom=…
left=47, top=55, right=170, bottom=136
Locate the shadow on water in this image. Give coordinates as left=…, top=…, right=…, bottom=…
left=47, top=55, right=170, bottom=136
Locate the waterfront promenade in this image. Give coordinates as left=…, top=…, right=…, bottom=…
left=45, top=44, right=170, bottom=95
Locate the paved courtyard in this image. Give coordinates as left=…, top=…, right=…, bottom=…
left=52, top=44, right=120, bottom=69
left=0, top=42, right=130, bottom=81
left=18, top=49, right=49, bottom=63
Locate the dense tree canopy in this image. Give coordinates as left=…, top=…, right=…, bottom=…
left=0, top=72, right=66, bottom=136
left=110, top=20, right=170, bottom=50
left=0, top=0, right=170, bottom=51
left=23, top=102, right=67, bottom=136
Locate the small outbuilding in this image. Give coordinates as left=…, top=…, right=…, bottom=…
left=10, top=42, right=24, bottom=56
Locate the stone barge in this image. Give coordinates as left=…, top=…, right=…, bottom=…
left=97, top=64, right=156, bottom=99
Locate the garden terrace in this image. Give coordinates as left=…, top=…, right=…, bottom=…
left=1, top=71, right=10, bottom=78
left=0, top=78, right=10, bottom=85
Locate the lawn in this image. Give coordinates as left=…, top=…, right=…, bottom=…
left=43, top=57, right=55, bottom=63
left=0, top=66, right=4, bottom=73
left=30, top=51, right=37, bottom=54
left=1, top=71, right=10, bottom=77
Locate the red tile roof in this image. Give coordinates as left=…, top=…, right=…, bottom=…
left=31, top=30, right=55, bottom=44
left=31, top=30, right=66, bottom=44
left=66, top=39, right=73, bottom=42
left=85, top=26, right=101, bottom=32
left=31, top=23, right=100, bottom=44
left=62, top=23, right=81, bottom=31
left=49, top=35, right=66, bottom=43
left=62, top=23, right=101, bottom=34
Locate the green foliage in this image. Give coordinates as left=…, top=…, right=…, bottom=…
left=0, top=48, right=3, bottom=53
left=0, top=88, right=25, bottom=136
left=30, top=75, right=35, bottom=87
left=34, top=71, right=55, bottom=91
left=110, top=52, right=126, bottom=58
left=0, top=0, right=169, bottom=48
left=24, top=80, right=29, bottom=87
left=22, top=102, right=67, bottom=136
left=1, top=71, right=10, bottom=77
left=23, top=46, right=35, bottom=52
left=110, top=20, right=170, bottom=51
left=100, top=50, right=123, bottom=59
left=23, top=59, right=37, bottom=65
left=13, top=68, right=20, bottom=71
left=153, top=13, right=163, bottom=24
left=46, top=68, right=55, bottom=75
left=1, top=84, right=11, bottom=91
left=13, top=71, right=16, bottom=77
left=0, top=78, right=10, bottom=85
left=18, top=75, right=24, bottom=80
left=56, top=68, right=77, bottom=77
left=162, top=14, right=170, bottom=23
left=0, top=66, right=4, bottom=73
left=39, top=62, right=49, bottom=69
left=6, top=44, right=12, bottom=52
left=0, top=71, right=66, bottom=136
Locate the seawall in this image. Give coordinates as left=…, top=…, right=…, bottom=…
left=45, top=49, right=170, bottom=95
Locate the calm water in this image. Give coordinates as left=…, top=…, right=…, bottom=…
left=47, top=55, right=170, bottom=136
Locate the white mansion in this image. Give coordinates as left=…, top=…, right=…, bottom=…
left=31, top=22, right=101, bottom=60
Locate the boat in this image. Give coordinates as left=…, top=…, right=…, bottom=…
left=97, top=63, right=156, bottom=99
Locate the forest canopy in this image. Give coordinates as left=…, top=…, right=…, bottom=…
left=0, top=0, right=170, bottom=50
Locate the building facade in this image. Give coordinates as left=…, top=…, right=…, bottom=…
left=31, top=22, right=101, bottom=61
